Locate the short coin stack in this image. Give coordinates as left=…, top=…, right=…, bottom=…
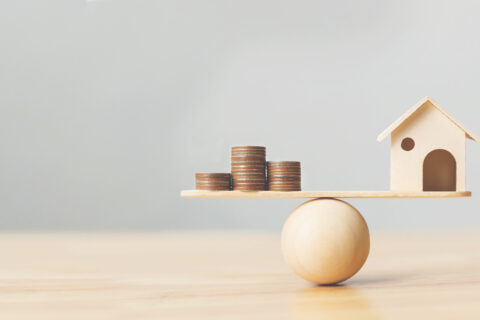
left=231, top=146, right=266, bottom=191
left=267, top=161, right=301, bottom=191
left=195, top=173, right=231, bottom=191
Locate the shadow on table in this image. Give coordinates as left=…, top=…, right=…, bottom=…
left=289, top=285, right=380, bottom=320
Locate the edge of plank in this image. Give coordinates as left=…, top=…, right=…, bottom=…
left=180, top=190, right=472, bottom=199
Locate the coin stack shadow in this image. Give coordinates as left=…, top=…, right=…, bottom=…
left=231, top=146, right=266, bottom=191
left=195, top=173, right=232, bottom=191
left=267, top=161, right=301, bottom=191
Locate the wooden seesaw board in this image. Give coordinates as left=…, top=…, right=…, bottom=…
left=181, top=190, right=471, bottom=198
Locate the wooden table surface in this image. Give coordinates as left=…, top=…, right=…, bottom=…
left=0, top=231, right=479, bottom=319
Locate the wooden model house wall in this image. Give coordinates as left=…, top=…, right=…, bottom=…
left=377, top=96, right=478, bottom=192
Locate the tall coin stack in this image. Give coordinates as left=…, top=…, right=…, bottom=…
left=195, top=173, right=231, bottom=191
left=231, top=146, right=266, bottom=191
left=267, top=161, right=301, bottom=191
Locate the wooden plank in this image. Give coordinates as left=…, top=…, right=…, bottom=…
left=181, top=190, right=471, bottom=198
left=0, top=232, right=479, bottom=319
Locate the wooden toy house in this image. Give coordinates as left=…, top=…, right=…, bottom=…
left=377, top=96, right=478, bottom=192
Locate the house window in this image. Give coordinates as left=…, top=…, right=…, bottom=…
left=401, top=137, right=415, bottom=151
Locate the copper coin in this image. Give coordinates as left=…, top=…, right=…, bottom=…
left=268, top=184, right=301, bottom=188
left=231, top=161, right=266, bottom=166
left=196, top=186, right=231, bottom=189
left=268, top=185, right=301, bottom=188
left=268, top=175, right=300, bottom=178
left=195, top=173, right=231, bottom=177
left=233, top=169, right=265, bottom=172
left=268, top=161, right=300, bottom=165
left=231, top=153, right=265, bottom=157
left=196, top=182, right=231, bottom=185
left=267, top=161, right=300, bottom=165
left=196, top=175, right=231, bottom=178
left=268, top=186, right=301, bottom=189
left=232, top=166, right=266, bottom=170
left=232, top=152, right=265, bottom=156
left=267, top=165, right=300, bottom=169
left=268, top=182, right=301, bottom=185
left=232, top=171, right=265, bottom=174
left=267, top=172, right=300, bottom=176
left=267, top=181, right=301, bottom=185
left=231, top=155, right=265, bottom=159
left=268, top=180, right=301, bottom=184
left=267, top=166, right=300, bottom=169
left=196, top=186, right=231, bottom=190
left=267, top=166, right=300, bottom=168
left=231, top=152, right=265, bottom=156
left=267, top=167, right=300, bottom=171
left=232, top=146, right=265, bottom=150
left=267, top=172, right=300, bottom=175
left=232, top=171, right=265, bottom=175
left=231, top=153, right=265, bottom=156
left=232, top=155, right=265, bottom=159
left=196, top=181, right=231, bottom=185
left=232, top=172, right=265, bottom=175
left=233, top=175, right=266, bottom=178
left=231, top=158, right=265, bottom=162
left=232, top=149, right=265, bottom=151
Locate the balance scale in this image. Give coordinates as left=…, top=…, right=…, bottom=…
left=181, top=96, right=477, bottom=285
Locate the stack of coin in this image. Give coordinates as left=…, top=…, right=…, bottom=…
left=195, top=173, right=231, bottom=191
left=231, top=146, right=266, bottom=191
left=267, top=161, right=301, bottom=191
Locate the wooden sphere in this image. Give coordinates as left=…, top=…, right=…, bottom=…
left=281, top=198, right=370, bottom=285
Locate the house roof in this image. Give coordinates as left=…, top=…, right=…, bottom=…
left=377, top=96, right=479, bottom=142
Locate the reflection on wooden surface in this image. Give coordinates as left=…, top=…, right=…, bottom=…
left=290, top=286, right=379, bottom=319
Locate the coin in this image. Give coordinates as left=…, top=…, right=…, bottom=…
left=231, top=146, right=267, bottom=191
left=266, top=161, right=301, bottom=191
left=195, top=172, right=231, bottom=191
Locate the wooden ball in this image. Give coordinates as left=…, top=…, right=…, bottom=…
left=281, top=198, right=370, bottom=285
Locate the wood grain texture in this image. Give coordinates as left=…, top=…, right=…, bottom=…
left=0, top=232, right=479, bottom=319
left=388, top=99, right=467, bottom=192
left=281, top=199, right=370, bottom=284
left=181, top=190, right=472, bottom=198
left=377, top=95, right=479, bottom=142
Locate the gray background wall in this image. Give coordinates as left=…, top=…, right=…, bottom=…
left=0, top=0, right=479, bottom=230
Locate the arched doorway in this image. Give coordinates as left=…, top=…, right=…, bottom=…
left=423, top=149, right=456, bottom=191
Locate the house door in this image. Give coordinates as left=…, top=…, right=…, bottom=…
left=423, top=149, right=456, bottom=191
